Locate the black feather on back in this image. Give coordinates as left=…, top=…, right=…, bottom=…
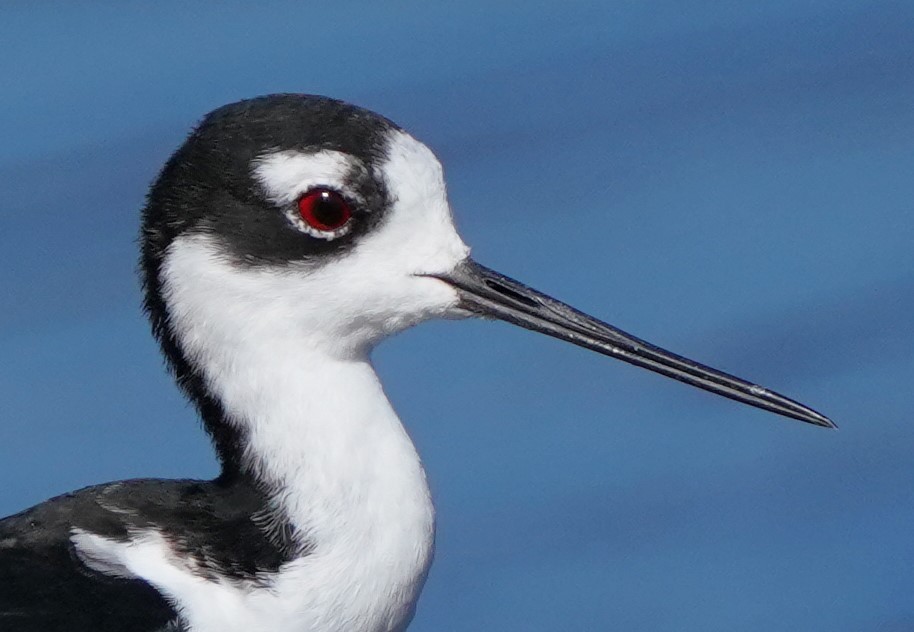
left=0, top=477, right=297, bottom=632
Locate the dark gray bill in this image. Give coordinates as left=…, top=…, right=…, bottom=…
left=432, top=259, right=835, bottom=428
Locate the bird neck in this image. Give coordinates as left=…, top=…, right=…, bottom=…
left=202, top=337, right=436, bottom=621
left=221, top=343, right=434, bottom=550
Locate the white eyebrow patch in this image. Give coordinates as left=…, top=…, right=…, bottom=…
left=252, top=149, right=358, bottom=206
left=381, top=130, right=447, bottom=209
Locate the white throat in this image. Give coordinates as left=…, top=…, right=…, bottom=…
left=157, top=235, right=439, bottom=631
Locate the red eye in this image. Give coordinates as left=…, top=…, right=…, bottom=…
left=297, top=188, right=353, bottom=232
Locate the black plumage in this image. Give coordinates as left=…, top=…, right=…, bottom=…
left=0, top=478, right=299, bottom=631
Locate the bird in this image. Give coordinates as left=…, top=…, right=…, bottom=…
left=0, top=94, right=834, bottom=632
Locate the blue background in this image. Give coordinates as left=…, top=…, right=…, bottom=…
left=1, top=2, right=913, bottom=630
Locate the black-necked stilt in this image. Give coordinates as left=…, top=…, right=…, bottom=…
left=0, top=94, right=834, bottom=632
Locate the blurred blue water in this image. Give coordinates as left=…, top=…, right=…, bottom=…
left=1, top=2, right=912, bottom=630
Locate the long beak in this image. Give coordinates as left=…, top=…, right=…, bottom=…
left=432, top=259, right=835, bottom=428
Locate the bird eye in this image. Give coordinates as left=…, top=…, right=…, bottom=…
left=296, top=188, right=353, bottom=236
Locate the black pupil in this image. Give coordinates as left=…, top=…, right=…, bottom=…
left=313, top=193, right=346, bottom=227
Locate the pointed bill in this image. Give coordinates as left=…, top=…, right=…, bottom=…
left=433, top=260, right=835, bottom=428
